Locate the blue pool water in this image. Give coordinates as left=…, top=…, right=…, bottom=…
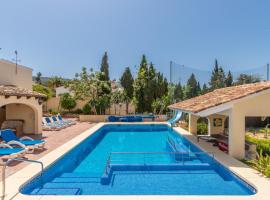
left=20, top=124, right=256, bottom=195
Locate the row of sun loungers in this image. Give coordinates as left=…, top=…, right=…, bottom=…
left=42, top=115, right=76, bottom=131
left=0, top=129, right=46, bottom=164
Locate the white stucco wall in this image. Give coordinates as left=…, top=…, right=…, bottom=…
left=228, top=91, right=270, bottom=158
left=55, top=86, right=72, bottom=97
left=0, top=59, right=33, bottom=90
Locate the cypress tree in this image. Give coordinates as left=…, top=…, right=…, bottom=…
left=120, top=67, right=134, bottom=99
left=100, top=52, right=110, bottom=81
left=225, top=70, right=233, bottom=87
left=209, top=59, right=226, bottom=90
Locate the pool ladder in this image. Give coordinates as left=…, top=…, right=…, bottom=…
left=1, top=158, right=44, bottom=200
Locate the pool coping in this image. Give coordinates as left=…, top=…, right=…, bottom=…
left=2, top=122, right=270, bottom=200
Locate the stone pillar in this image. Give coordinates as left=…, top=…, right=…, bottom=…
left=228, top=108, right=245, bottom=159
left=189, top=114, right=199, bottom=135
left=36, top=104, right=43, bottom=134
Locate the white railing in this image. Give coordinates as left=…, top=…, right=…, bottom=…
left=1, top=158, right=44, bottom=199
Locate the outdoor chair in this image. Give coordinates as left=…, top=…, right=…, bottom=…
left=0, top=129, right=45, bottom=153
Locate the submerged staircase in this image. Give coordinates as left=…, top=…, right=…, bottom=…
left=30, top=173, right=102, bottom=195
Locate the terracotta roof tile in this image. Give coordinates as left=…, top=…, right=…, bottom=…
left=0, top=85, right=46, bottom=98
left=168, top=81, right=270, bottom=113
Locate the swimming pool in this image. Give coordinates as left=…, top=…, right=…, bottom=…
left=20, top=124, right=256, bottom=195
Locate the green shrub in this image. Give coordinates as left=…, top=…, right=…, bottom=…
left=197, top=123, right=208, bottom=135
left=33, top=84, right=53, bottom=99
left=60, top=93, right=76, bottom=112
left=48, top=108, right=59, bottom=115
left=75, top=108, right=83, bottom=114
left=246, top=135, right=270, bottom=156
left=245, top=150, right=270, bottom=178
left=82, top=103, right=92, bottom=114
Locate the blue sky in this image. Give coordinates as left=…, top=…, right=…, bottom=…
left=0, top=0, right=270, bottom=81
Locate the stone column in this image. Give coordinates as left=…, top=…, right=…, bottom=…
left=228, top=107, right=245, bottom=159
left=189, top=114, right=199, bottom=135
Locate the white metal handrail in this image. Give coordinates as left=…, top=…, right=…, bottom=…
left=1, top=158, right=44, bottom=199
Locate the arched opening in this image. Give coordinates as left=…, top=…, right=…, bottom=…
left=197, top=117, right=209, bottom=135
left=0, top=103, right=38, bottom=136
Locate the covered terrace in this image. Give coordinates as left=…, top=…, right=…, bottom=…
left=169, top=81, right=270, bottom=159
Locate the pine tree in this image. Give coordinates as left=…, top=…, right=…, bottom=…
left=174, top=83, right=183, bottom=101
left=133, top=55, right=168, bottom=113
left=197, top=82, right=201, bottom=95
left=133, top=54, right=149, bottom=113
left=100, top=52, right=110, bottom=81
left=120, top=67, right=134, bottom=114
left=225, top=70, right=233, bottom=87
left=201, top=83, right=208, bottom=94
left=120, top=67, right=134, bottom=99
left=185, top=73, right=198, bottom=99
left=209, top=59, right=226, bottom=90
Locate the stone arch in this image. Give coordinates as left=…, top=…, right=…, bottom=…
left=0, top=96, right=42, bottom=134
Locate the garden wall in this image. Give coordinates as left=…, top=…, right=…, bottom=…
left=44, top=97, right=135, bottom=115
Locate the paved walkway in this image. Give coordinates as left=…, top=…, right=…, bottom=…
left=1, top=121, right=96, bottom=178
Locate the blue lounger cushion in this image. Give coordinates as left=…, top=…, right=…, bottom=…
left=0, top=129, right=45, bottom=146
left=0, top=148, right=24, bottom=155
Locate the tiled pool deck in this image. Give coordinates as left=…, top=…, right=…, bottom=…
left=0, top=121, right=96, bottom=178
left=1, top=122, right=270, bottom=200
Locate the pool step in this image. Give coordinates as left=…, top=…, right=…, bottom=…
left=31, top=188, right=81, bottom=195
left=60, top=173, right=101, bottom=178
left=53, top=177, right=100, bottom=183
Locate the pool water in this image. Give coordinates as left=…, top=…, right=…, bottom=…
left=21, top=124, right=256, bottom=195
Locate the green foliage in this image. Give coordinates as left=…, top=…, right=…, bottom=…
left=185, top=73, right=199, bottom=99
left=33, top=84, right=53, bottom=99
left=225, top=70, right=233, bottom=87
left=48, top=76, right=66, bottom=88
left=245, top=150, right=270, bottom=178
left=133, top=55, right=168, bottom=113
left=152, top=95, right=170, bottom=114
left=174, top=83, right=184, bottom=102
left=201, top=83, right=208, bottom=94
left=235, top=74, right=261, bottom=85
left=82, top=103, right=92, bottom=114
left=48, top=108, right=59, bottom=115
left=120, top=67, right=134, bottom=99
left=245, top=135, right=270, bottom=156
left=68, top=67, right=111, bottom=114
left=100, top=52, right=110, bottom=81
left=197, top=122, right=208, bottom=135
left=209, top=59, right=226, bottom=90
left=60, top=93, right=76, bottom=111
left=35, top=72, right=42, bottom=84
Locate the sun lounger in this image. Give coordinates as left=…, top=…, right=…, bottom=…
left=0, top=143, right=26, bottom=161
left=0, top=129, right=45, bottom=153
left=57, top=115, right=76, bottom=125
left=43, top=117, right=65, bottom=129
left=51, top=116, right=71, bottom=127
